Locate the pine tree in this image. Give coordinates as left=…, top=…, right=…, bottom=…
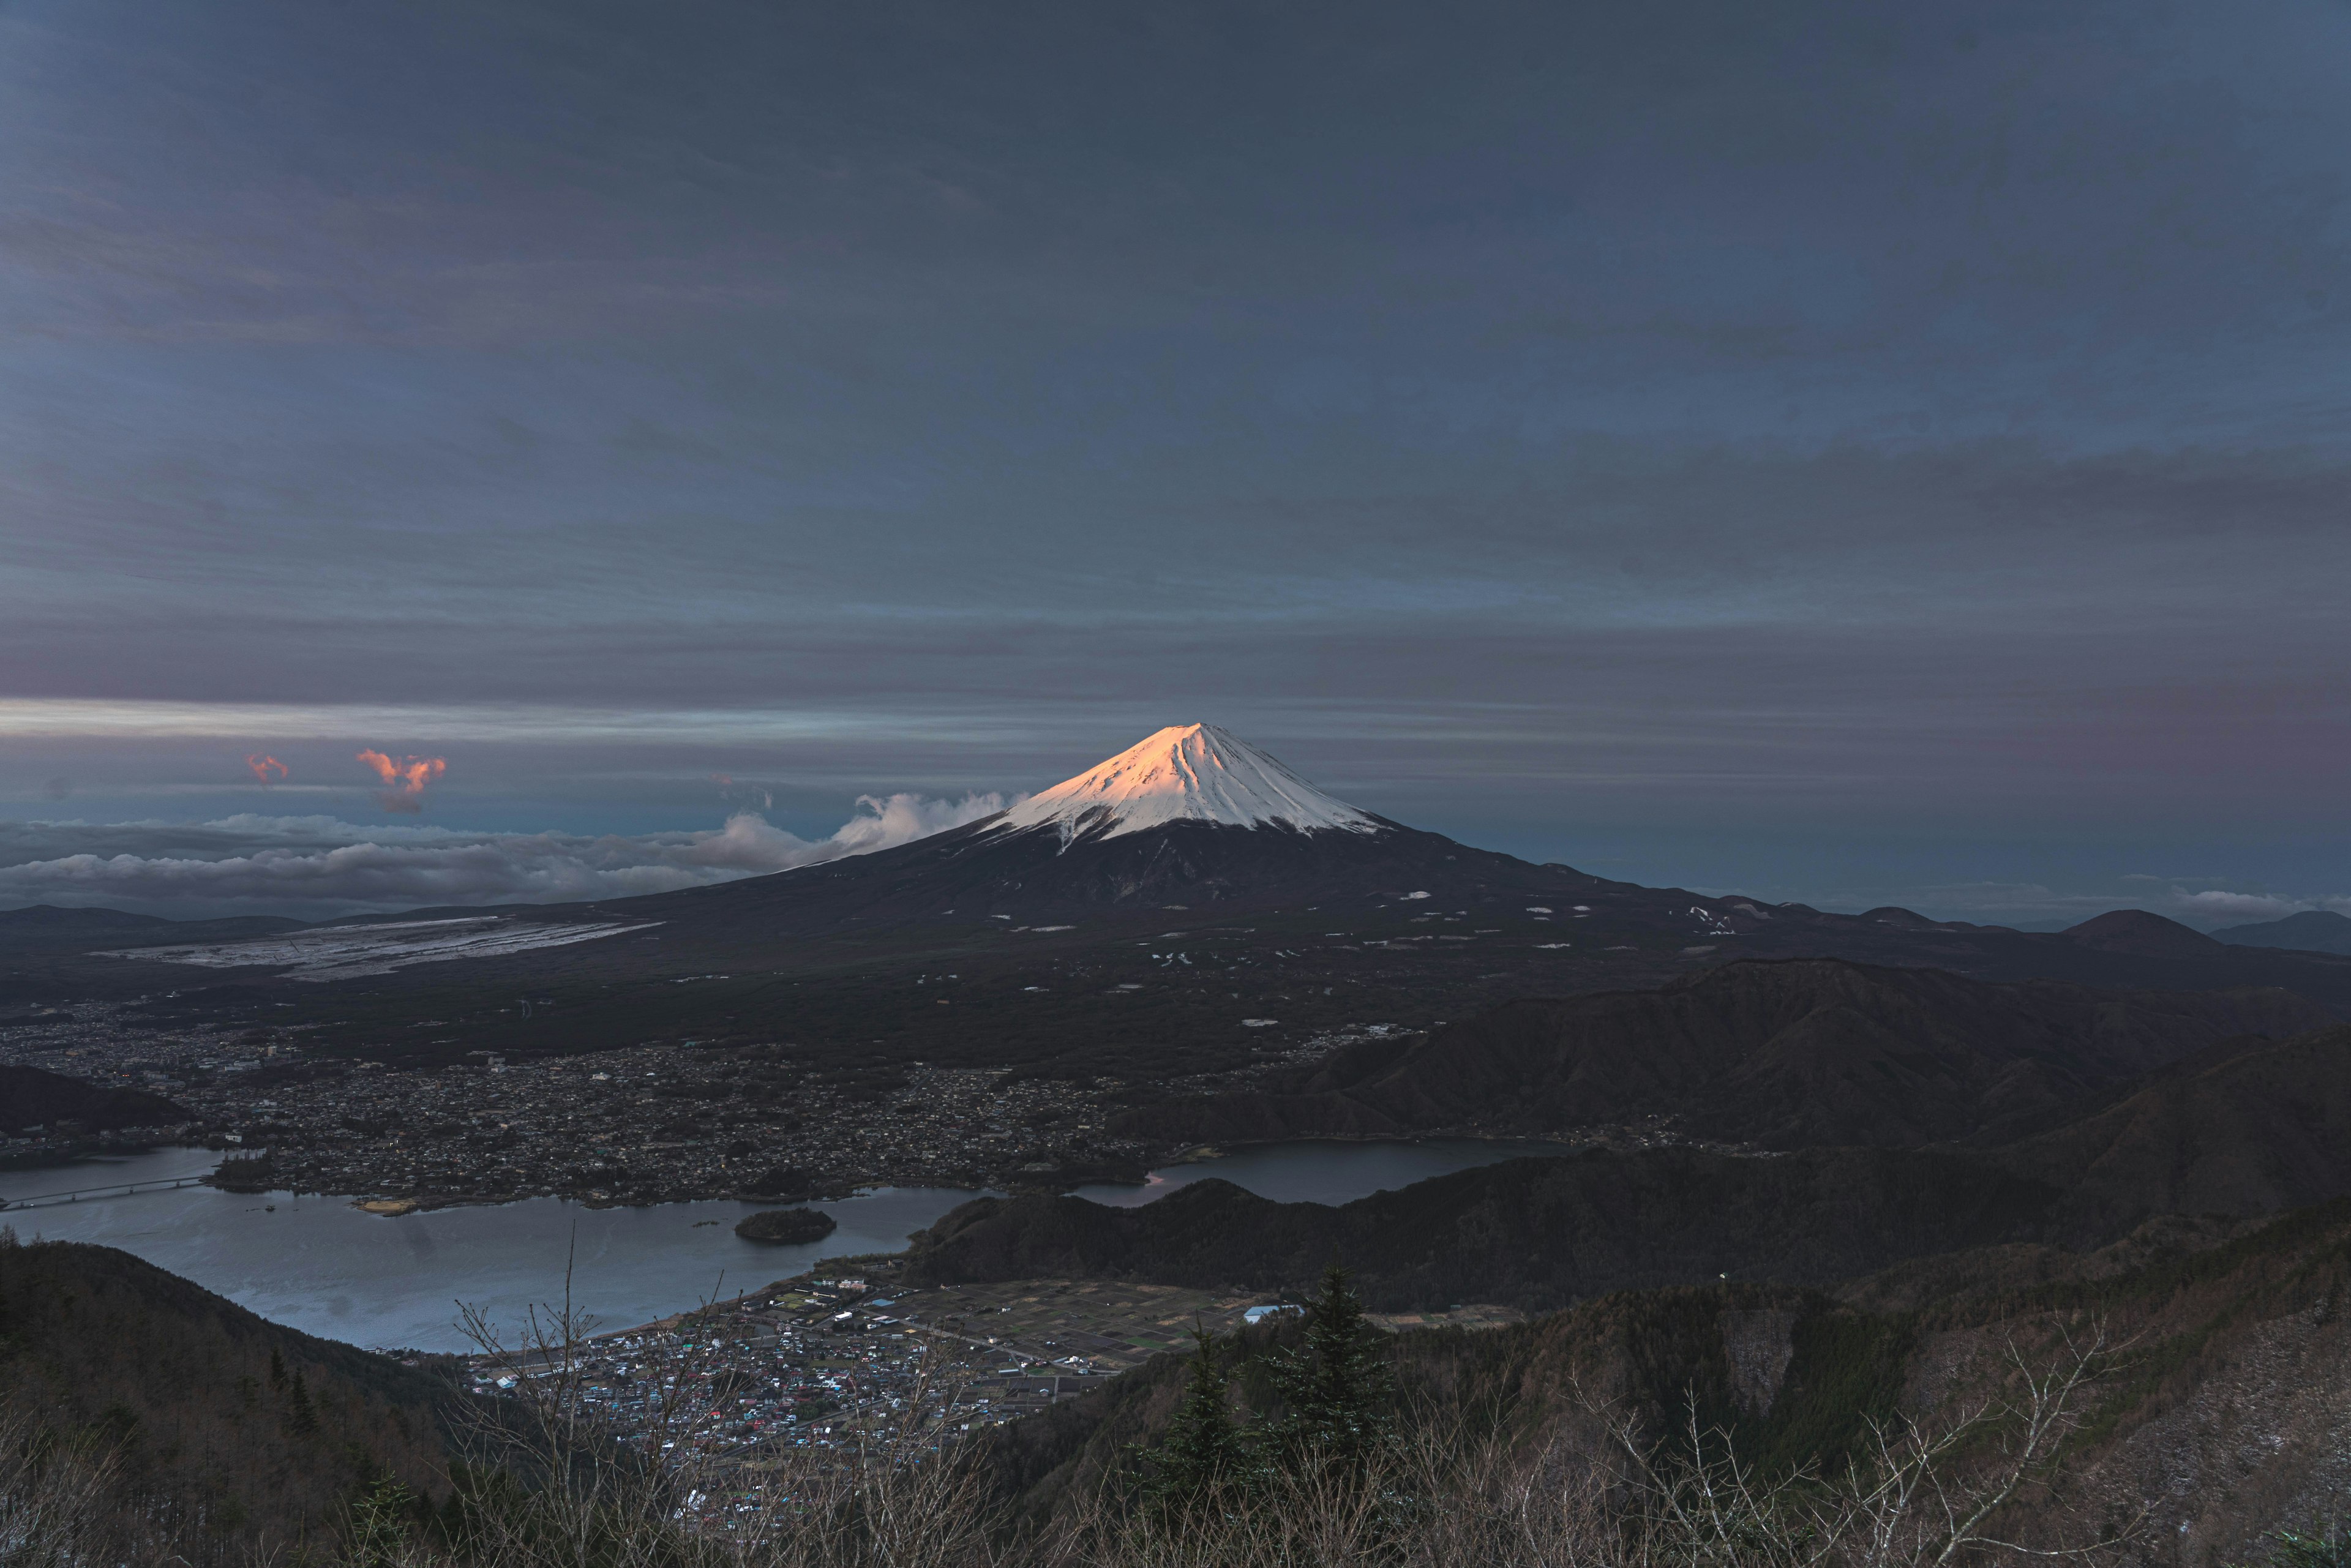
left=2266, top=1526, right=2351, bottom=1568
left=1136, top=1325, right=1259, bottom=1517
left=287, top=1368, right=318, bottom=1436
left=347, top=1474, right=416, bottom=1568
left=1266, top=1261, right=1396, bottom=1484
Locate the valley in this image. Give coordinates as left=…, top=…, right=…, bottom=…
left=10, top=727, right=2351, bottom=1565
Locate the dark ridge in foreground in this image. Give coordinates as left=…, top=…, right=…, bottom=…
left=0, top=1239, right=462, bottom=1561
left=977, top=1198, right=2351, bottom=1564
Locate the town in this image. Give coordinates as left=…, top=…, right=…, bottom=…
left=457, top=1261, right=1523, bottom=1461
left=0, top=999, right=1420, bottom=1204
left=462, top=1270, right=1251, bottom=1458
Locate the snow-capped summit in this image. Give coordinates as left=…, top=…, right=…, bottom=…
left=991, top=724, right=1384, bottom=842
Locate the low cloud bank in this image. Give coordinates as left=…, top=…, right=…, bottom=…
left=0, top=792, right=1007, bottom=917
left=2167, top=888, right=2351, bottom=925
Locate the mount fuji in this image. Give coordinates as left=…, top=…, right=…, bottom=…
left=989, top=724, right=1384, bottom=842
left=52, top=722, right=2351, bottom=1082
left=589, top=721, right=1588, bottom=931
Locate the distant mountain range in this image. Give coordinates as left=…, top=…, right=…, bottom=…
left=0, top=904, right=300, bottom=953
left=2211, top=909, right=2351, bottom=956
left=11, top=726, right=2351, bottom=1090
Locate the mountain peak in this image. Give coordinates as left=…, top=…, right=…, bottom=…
left=991, top=724, right=1383, bottom=842
left=2061, top=908, right=2222, bottom=958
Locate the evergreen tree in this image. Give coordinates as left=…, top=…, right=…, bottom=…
left=1136, top=1325, right=1259, bottom=1517
left=346, top=1474, right=416, bottom=1568
left=1265, top=1262, right=1396, bottom=1484
left=2265, top=1526, right=2351, bottom=1568
left=286, top=1368, right=318, bottom=1435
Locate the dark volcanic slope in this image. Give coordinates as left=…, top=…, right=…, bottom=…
left=2212, top=910, right=2351, bottom=956
left=909, top=1022, right=2351, bottom=1310
left=0, top=1240, right=460, bottom=1560
left=599, top=814, right=1569, bottom=932
left=0, top=1063, right=190, bottom=1131
left=34, top=811, right=2351, bottom=1088
left=1125, top=958, right=2333, bottom=1149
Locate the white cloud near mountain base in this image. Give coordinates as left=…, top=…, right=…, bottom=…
left=0, top=793, right=1007, bottom=917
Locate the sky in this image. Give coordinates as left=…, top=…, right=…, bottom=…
left=4, top=0, right=2350, bottom=926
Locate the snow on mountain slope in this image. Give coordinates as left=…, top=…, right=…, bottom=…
left=991, top=724, right=1383, bottom=842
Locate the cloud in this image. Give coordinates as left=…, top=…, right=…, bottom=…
left=246, top=754, right=287, bottom=784
left=0, top=792, right=1009, bottom=917
left=358, top=751, right=444, bottom=792
left=358, top=750, right=444, bottom=812
left=2165, top=888, right=2351, bottom=925
left=2, top=0, right=2349, bottom=937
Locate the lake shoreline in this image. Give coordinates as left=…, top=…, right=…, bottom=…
left=0, top=1138, right=1587, bottom=1352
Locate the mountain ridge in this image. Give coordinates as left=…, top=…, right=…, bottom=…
left=1115, top=957, right=2335, bottom=1150
left=23, top=727, right=2351, bottom=1090
left=2211, top=909, right=2351, bottom=956
left=907, top=1017, right=2351, bottom=1309
left=0, top=1239, right=462, bottom=1562
left=0, top=1064, right=191, bottom=1133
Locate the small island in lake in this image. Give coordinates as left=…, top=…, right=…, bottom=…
left=734, top=1207, right=836, bottom=1244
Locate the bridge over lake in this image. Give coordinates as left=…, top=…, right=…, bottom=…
left=0, top=1174, right=212, bottom=1211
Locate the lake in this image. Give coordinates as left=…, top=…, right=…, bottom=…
left=0, top=1150, right=981, bottom=1354
left=1064, top=1137, right=1581, bottom=1208
left=0, top=1136, right=1573, bottom=1352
